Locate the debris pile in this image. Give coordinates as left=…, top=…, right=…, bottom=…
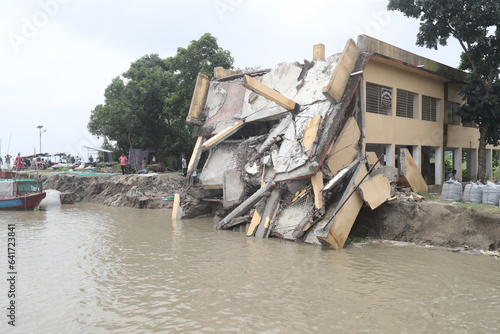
left=179, top=40, right=428, bottom=249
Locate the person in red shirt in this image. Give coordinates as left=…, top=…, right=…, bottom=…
left=118, top=153, right=128, bottom=175
left=15, top=153, right=23, bottom=170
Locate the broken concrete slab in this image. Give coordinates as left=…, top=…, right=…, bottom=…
left=186, top=73, right=210, bottom=126
left=398, top=148, right=428, bottom=193
left=357, top=174, right=392, bottom=210
left=223, top=170, right=245, bottom=208
left=326, top=116, right=362, bottom=177
left=315, top=162, right=367, bottom=249
left=216, top=180, right=275, bottom=230
left=323, top=39, right=360, bottom=102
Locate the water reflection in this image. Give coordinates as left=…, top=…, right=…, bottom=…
left=0, top=203, right=498, bottom=333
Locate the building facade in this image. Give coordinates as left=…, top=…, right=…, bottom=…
left=356, top=35, right=499, bottom=185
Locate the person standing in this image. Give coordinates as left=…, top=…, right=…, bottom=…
left=5, top=154, right=11, bottom=170
left=447, top=169, right=458, bottom=181
left=15, top=153, right=23, bottom=170
left=181, top=154, right=187, bottom=177
left=141, top=157, right=147, bottom=170
left=119, top=153, right=128, bottom=175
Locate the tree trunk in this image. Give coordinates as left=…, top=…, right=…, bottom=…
left=477, top=122, right=488, bottom=182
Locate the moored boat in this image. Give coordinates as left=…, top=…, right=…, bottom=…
left=0, top=179, right=46, bottom=210
left=0, top=192, right=46, bottom=210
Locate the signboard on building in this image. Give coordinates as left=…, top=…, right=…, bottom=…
left=380, top=88, right=392, bottom=108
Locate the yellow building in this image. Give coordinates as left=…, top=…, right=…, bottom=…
left=355, top=35, right=499, bottom=185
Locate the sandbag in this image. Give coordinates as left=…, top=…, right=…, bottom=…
left=441, top=180, right=462, bottom=202
left=482, top=181, right=500, bottom=205
left=462, top=182, right=484, bottom=204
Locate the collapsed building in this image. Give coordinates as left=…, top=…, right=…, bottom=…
left=174, top=34, right=494, bottom=249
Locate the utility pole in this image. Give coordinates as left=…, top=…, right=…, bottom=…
left=37, top=125, right=46, bottom=154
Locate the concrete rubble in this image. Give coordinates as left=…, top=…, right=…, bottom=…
left=178, top=39, right=428, bottom=249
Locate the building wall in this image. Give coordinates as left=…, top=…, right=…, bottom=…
left=363, top=58, right=445, bottom=148
left=361, top=56, right=499, bottom=184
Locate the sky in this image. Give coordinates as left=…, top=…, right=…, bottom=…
left=0, top=0, right=465, bottom=160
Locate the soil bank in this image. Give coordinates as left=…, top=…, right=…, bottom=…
left=38, top=172, right=500, bottom=251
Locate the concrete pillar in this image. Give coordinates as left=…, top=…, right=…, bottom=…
left=472, top=149, right=478, bottom=181
left=435, top=146, right=443, bottom=185
left=385, top=144, right=394, bottom=166
left=486, top=149, right=492, bottom=181
left=454, top=148, right=462, bottom=181
left=313, top=44, right=325, bottom=61
left=412, top=145, right=421, bottom=170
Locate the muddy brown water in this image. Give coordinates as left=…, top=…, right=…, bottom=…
left=1, top=203, right=499, bottom=333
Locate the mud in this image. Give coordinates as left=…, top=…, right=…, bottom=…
left=352, top=201, right=500, bottom=251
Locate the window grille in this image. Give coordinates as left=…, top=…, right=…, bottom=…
left=422, top=95, right=439, bottom=122
left=396, top=89, right=417, bottom=118
left=366, top=83, right=391, bottom=115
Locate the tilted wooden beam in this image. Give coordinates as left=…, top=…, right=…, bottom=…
left=243, top=75, right=300, bottom=111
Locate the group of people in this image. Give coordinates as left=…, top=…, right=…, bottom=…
left=116, top=153, right=190, bottom=178
left=0, top=153, right=24, bottom=171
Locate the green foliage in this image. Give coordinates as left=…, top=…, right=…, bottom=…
left=387, top=0, right=500, bottom=179
left=88, top=33, right=234, bottom=159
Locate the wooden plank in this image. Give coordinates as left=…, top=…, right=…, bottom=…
left=357, top=174, right=391, bottom=210
left=311, top=171, right=324, bottom=209
left=202, top=121, right=245, bottom=150
left=322, top=39, right=360, bottom=102
left=186, top=73, right=210, bottom=125
left=302, top=115, right=322, bottom=156
left=243, top=75, right=300, bottom=111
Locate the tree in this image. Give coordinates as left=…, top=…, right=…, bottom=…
left=387, top=0, right=500, bottom=181
left=88, top=33, right=234, bottom=161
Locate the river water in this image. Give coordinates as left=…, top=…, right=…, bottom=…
left=0, top=203, right=499, bottom=333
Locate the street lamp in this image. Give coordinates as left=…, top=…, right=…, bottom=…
left=36, top=125, right=47, bottom=154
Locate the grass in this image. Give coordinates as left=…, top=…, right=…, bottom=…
left=462, top=228, right=477, bottom=236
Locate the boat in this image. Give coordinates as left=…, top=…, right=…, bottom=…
left=0, top=178, right=46, bottom=210
left=0, top=171, right=16, bottom=179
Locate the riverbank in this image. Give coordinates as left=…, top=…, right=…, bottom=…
left=19, top=171, right=500, bottom=252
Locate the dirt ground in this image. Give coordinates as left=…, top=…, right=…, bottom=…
left=352, top=201, right=500, bottom=251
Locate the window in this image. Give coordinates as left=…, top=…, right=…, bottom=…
left=422, top=95, right=439, bottom=122
left=366, top=83, right=392, bottom=115
left=462, top=120, right=477, bottom=128
left=396, top=89, right=417, bottom=118
left=444, top=102, right=461, bottom=125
